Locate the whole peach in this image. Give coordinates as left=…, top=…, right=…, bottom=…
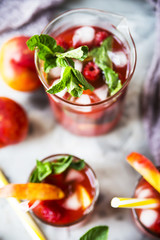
left=0, top=36, right=41, bottom=91
left=0, top=97, right=28, bottom=148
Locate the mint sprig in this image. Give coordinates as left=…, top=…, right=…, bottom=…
left=47, top=66, right=94, bottom=97
left=29, top=156, right=85, bottom=183
left=80, top=226, right=109, bottom=240
left=27, top=34, right=94, bottom=97
left=90, top=36, right=122, bottom=96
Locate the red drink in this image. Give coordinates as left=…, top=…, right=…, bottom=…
left=35, top=9, right=136, bottom=136
left=133, top=174, right=160, bottom=239
left=30, top=154, right=99, bottom=226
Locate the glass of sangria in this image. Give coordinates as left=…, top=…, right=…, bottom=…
left=132, top=172, right=160, bottom=239
left=29, top=154, right=99, bottom=227
left=35, top=9, right=136, bottom=136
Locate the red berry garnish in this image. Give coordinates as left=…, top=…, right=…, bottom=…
left=95, top=31, right=109, bottom=46
left=33, top=201, right=62, bottom=223
left=83, top=62, right=101, bottom=81
left=56, top=38, right=69, bottom=50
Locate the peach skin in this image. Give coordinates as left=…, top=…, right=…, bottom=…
left=127, top=152, right=160, bottom=193
left=0, top=97, right=28, bottom=148
left=0, top=36, right=41, bottom=91
left=0, top=183, right=65, bottom=200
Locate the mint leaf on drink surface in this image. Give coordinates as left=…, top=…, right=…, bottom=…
left=90, top=36, right=122, bottom=95
left=29, top=156, right=85, bottom=183
left=102, top=67, right=122, bottom=96
left=27, top=34, right=94, bottom=97
left=56, top=46, right=88, bottom=61
left=70, top=159, right=85, bottom=170
left=47, top=66, right=94, bottom=97
left=51, top=156, right=73, bottom=174
left=90, top=37, right=113, bottom=69
left=26, top=34, right=64, bottom=60
left=80, top=226, right=109, bottom=240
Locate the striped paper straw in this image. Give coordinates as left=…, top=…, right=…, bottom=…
left=0, top=169, right=47, bottom=240
left=111, top=197, right=160, bottom=209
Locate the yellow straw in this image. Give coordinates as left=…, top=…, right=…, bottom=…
left=111, top=197, right=160, bottom=209
left=0, top=169, right=47, bottom=240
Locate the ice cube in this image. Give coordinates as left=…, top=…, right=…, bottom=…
left=140, top=210, right=158, bottom=227
left=73, top=27, right=95, bottom=46
left=108, top=51, right=128, bottom=67
left=62, top=193, right=81, bottom=210
left=94, top=84, right=109, bottom=100
left=75, top=94, right=92, bottom=111
left=74, top=60, right=83, bottom=72
left=65, top=169, right=84, bottom=183
left=76, top=94, right=91, bottom=105
left=136, top=188, right=152, bottom=199
left=49, top=67, right=61, bottom=79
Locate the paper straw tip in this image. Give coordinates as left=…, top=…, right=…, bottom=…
left=111, top=197, right=120, bottom=208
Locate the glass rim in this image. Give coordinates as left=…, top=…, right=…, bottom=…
left=132, top=173, right=160, bottom=239
left=35, top=8, right=137, bottom=107
left=29, top=153, right=99, bottom=227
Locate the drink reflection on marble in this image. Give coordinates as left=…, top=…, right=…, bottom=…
left=35, top=9, right=136, bottom=136
left=132, top=173, right=160, bottom=239
left=30, top=154, right=99, bottom=227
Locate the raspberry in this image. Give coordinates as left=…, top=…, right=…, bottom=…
left=56, top=38, right=69, bottom=50
left=83, top=62, right=101, bottom=81
left=33, top=201, right=62, bottom=223
left=95, top=31, right=109, bottom=46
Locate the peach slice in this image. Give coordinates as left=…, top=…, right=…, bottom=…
left=77, top=184, right=92, bottom=209
left=127, top=152, right=160, bottom=193
left=0, top=183, right=65, bottom=200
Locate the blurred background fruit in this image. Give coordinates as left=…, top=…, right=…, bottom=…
left=0, top=36, right=41, bottom=91
left=0, top=97, right=28, bottom=148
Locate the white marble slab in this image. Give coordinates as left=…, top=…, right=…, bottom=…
left=0, top=0, right=156, bottom=239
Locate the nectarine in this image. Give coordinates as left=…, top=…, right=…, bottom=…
left=0, top=97, right=28, bottom=148
left=0, top=36, right=41, bottom=91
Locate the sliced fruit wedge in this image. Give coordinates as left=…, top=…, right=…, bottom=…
left=127, top=152, right=160, bottom=193
left=0, top=183, right=65, bottom=200
left=77, top=184, right=92, bottom=209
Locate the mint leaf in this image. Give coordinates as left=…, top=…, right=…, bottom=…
left=29, top=168, right=39, bottom=183
left=66, top=58, right=75, bottom=68
left=44, top=57, right=57, bottom=73
left=90, top=36, right=122, bottom=95
left=72, top=68, right=94, bottom=91
left=27, top=35, right=63, bottom=61
left=47, top=67, right=71, bottom=94
left=70, top=159, right=85, bottom=170
left=103, top=67, right=122, bottom=95
left=27, top=34, right=94, bottom=97
left=90, top=37, right=112, bottom=68
left=56, top=46, right=88, bottom=61
left=51, top=156, right=73, bottom=174
left=47, top=66, right=94, bottom=97
left=36, top=160, right=53, bottom=181
left=30, top=156, right=85, bottom=183
left=80, top=226, right=109, bottom=240
left=66, top=73, right=83, bottom=97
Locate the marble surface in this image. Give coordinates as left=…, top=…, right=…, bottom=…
left=0, top=0, right=157, bottom=239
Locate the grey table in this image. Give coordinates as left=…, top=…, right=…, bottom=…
left=0, top=0, right=156, bottom=239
